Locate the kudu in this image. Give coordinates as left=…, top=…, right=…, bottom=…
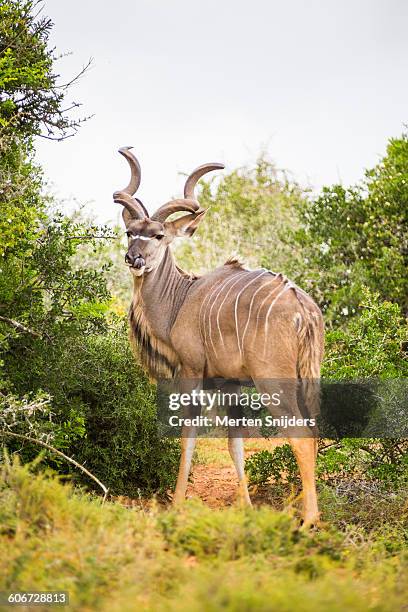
left=113, top=146, right=324, bottom=525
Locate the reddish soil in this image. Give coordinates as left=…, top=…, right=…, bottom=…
left=185, top=439, right=285, bottom=508
left=186, top=464, right=238, bottom=508
left=114, top=440, right=285, bottom=510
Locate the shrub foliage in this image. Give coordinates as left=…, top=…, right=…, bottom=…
left=0, top=0, right=179, bottom=495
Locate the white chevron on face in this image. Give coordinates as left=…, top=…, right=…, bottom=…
left=130, top=234, right=154, bottom=241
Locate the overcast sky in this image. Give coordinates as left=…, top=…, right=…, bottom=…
left=36, top=0, right=408, bottom=223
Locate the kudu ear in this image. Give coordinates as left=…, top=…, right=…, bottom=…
left=165, top=209, right=207, bottom=238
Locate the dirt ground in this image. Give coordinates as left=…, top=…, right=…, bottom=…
left=186, top=438, right=283, bottom=508
left=114, top=438, right=285, bottom=510
left=186, top=463, right=238, bottom=508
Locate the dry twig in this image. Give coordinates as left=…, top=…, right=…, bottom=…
left=0, top=431, right=108, bottom=502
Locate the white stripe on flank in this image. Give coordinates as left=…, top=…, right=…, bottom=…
left=198, top=276, right=229, bottom=346
left=293, top=312, right=303, bottom=332
left=233, top=270, right=267, bottom=359
left=199, top=273, right=243, bottom=356
left=241, top=275, right=277, bottom=352
left=255, top=279, right=284, bottom=329
left=212, top=272, right=250, bottom=354
left=206, top=272, right=244, bottom=357
left=262, top=283, right=292, bottom=356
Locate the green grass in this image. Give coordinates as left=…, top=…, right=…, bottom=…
left=193, top=438, right=280, bottom=466
left=1, top=456, right=407, bottom=611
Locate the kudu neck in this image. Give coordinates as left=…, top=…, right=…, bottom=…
left=134, top=247, right=195, bottom=339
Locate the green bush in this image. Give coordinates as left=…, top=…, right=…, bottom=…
left=63, top=330, right=181, bottom=496
left=246, top=290, right=408, bottom=491
left=0, top=0, right=180, bottom=496
left=289, top=134, right=408, bottom=324
left=2, top=321, right=180, bottom=496
left=322, top=290, right=408, bottom=488
left=246, top=440, right=408, bottom=491
left=1, top=459, right=407, bottom=611
left=322, top=288, right=408, bottom=380
left=245, top=446, right=299, bottom=487
left=174, top=158, right=305, bottom=275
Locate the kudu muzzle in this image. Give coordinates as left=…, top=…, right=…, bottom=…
left=125, top=252, right=145, bottom=269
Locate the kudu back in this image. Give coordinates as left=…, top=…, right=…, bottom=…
left=113, top=147, right=324, bottom=525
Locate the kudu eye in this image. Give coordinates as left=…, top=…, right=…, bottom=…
left=155, top=234, right=164, bottom=241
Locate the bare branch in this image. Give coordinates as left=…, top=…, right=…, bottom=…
left=0, top=316, right=41, bottom=338
left=56, top=58, right=94, bottom=90
left=36, top=132, right=76, bottom=142
left=0, top=431, right=108, bottom=502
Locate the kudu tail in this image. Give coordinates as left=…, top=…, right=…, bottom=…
left=296, top=310, right=324, bottom=419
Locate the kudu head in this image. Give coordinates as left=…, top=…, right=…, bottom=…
left=113, top=147, right=224, bottom=276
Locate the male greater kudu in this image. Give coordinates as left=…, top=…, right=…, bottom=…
left=113, top=147, right=324, bottom=525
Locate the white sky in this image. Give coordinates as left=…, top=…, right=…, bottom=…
left=36, top=0, right=408, bottom=224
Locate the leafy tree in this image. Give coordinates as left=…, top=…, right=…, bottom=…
left=0, top=0, right=87, bottom=142
left=175, top=158, right=306, bottom=274
left=323, top=288, right=408, bottom=380
left=291, top=134, right=408, bottom=325
left=0, top=0, right=179, bottom=495
left=0, top=0, right=89, bottom=261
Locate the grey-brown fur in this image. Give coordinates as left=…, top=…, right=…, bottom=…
left=113, top=147, right=324, bottom=525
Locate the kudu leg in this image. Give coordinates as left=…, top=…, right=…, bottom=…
left=228, top=435, right=252, bottom=507
left=173, top=428, right=197, bottom=504
left=287, top=437, right=319, bottom=526
left=173, top=377, right=201, bottom=505
left=226, top=383, right=252, bottom=507
left=253, top=378, right=319, bottom=525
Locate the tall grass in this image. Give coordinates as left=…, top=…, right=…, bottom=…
left=1, top=456, right=407, bottom=611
